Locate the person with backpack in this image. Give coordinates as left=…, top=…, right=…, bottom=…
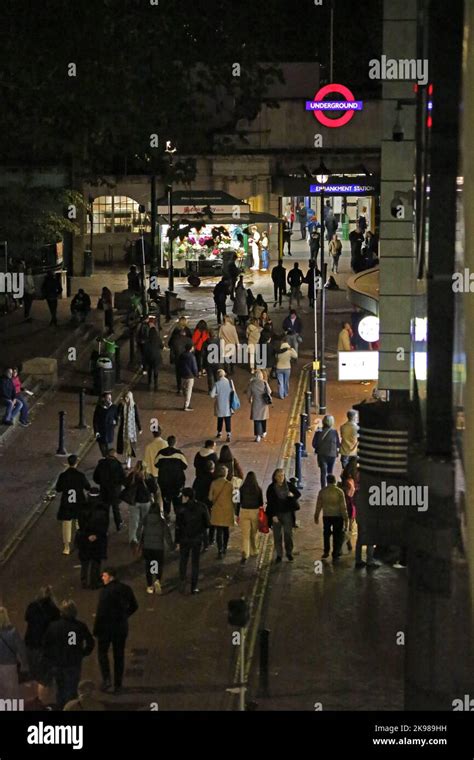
left=312, top=415, right=341, bottom=488
left=176, top=487, right=211, bottom=593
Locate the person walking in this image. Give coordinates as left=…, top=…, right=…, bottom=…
left=209, top=465, right=235, bottom=559
left=228, top=255, right=240, bottom=299
left=23, top=267, right=36, bottom=322
left=312, top=415, right=341, bottom=488
left=271, top=261, right=286, bottom=307
left=127, top=265, right=141, bottom=294
left=337, top=322, right=354, bottom=353
left=143, top=325, right=163, bottom=391
left=314, top=474, right=348, bottom=562
left=192, top=320, right=209, bottom=376
left=309, top=228, right=321, bottom=262
left=324, top=201, right=338, bottom=241
left=41, top=270, right=62, bottom=326
left=218, top=443, right=244, bottom=484
left=213, top=277, right=229, bottom=325
left=99, top=287, right=114, bottom=335
left=238, top=471, right=263, bottom=563
left=266, top=469, right=301, bottom=562
left=192, top=459, right=215, bottom=549
left=155, top=436, right=188, bottom=518
left=43, top=600, right=95, bottom=709
left=141, top=501, right=174, bottom=594
left=282, top=308, right=303, bottom=351
left=117, top=391, right=142, bottom=469
left=349, top=224, right=364, bottom=272
left=282, top=220, right=292, bottom=256
left=210, top=368, right=235, bottom=441
left=169, top=328, right=193, bottom=394
left=296, top=201, right=308, bottom=240
left=93, top=392, right=118, bottom=456
left=93, top=567, right=138, bottom=694
left=177, top=343, right=199, bottom=411
left=328, top=232, right=343, bottom=273
left=304, top=260, right=321, bottom=308
left=93, top=449, right=126, bottom=532
left=249, top=226, right=261, bottom=270
left=340, top=459, right=357, bottom=552
left=0, top=607, right=29, bottom=700
left=260, top=230, right=270, bottom=271
left=218, top=315, right=239, bottom=374
left=340, top=410, right=359, bottom=468
left=287, top=262, right=304, bottom=308
left=55, top=454, right=91, bottom=554
left=143, top=427, right=167, bottom=481
left=246, top=317, right=262, bottom=374
left=194, top=439, right=218, bottom=477
left=247, top=368, right=272, bottom=442
left=24, top=587, right=60, bottom=699
left=122, top=461, right=156, bottom=547
left=76, top=488, right=109, bottom=589
left=176, top=487, right=211, bottom=593
left=232, top=276, right=248, bottom=326
left=275, top=335, right=297, bottom=399
left=204, top=329, right=221, bottom=391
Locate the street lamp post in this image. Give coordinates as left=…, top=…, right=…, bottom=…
left=165, top=140, right=177, bottom=303
left=316, top=170, right=329, bottom=414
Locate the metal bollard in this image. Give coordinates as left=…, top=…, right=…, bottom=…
left=300, top=413, right=308, bottom=457
left=115, top=344, right=121, bottom=383
left=77, top=389, right=87, bottom=429
left=294, top=442, right=304, bottom=488
left=257, top=629, right=270, bottom=698
left=56, top=411, right=67, bottom=456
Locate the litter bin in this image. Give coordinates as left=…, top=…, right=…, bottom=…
left=95, top=356, right=115, bottom=395
left=103, top=337, right=118, bottom=358
left=84, top=249, right=93, bottom=276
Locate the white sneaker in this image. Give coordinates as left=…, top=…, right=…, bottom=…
left=146, top=586, right=154, bottom=594
left=226, top=434, right=231, bottom=442
left=262, top=432, right=267, bottom=438
left=62, top=544, right=70, bottom=556
left=255, top=436, right=261, bottom=442
left=153, top=580, right=162, bottom=595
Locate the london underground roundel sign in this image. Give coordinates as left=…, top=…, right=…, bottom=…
left=305, top=83, right=363, bottom=128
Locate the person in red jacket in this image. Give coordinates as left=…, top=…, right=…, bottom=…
left=192, top=320, right=210, bottom=376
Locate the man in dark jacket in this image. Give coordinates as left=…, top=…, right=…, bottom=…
left=70, top=288, right=91, bottom=325
left=93, top=392, right=118, bottom=456
left=155, top=435, right=188, bottom=518
left=213, top=278, right=229, bottom=325
left=309, top=229, right=321, bottom=261
left=271, top=261, right=286, bottom=307
left=41, top=270, right=62, bottom=326
left=177, top=344, right=198, bottom=411
left=287, top=263, right=304, bottom=308
left=304, top=260, right=321, bottom=308
left=93, top=449, right=125, bottom=531
left=77, top=488, right=109, bottom=589
left=43, top=599, right=95, bottom=708
left=194, top=440, right=218, bottom=477
left=169, top=329, right=193, bottom=393
left=176, top=487, right=210, bottom=594
left=204, top=330, right=221, bottom=391
left=349, top=225, right=364, bottom=272
left=93, top=567, right=138, bottom=694
left=228, top=256, right=240, bottom=299
left=55, top=454, right=91, bottom=555
left=0, top=367, right=29, bottom=426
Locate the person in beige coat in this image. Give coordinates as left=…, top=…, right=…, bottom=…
left=246, top=318, right=262, bottom=373
left=275, top=337, right=297, bottom=399
left=218, top=316, right=239, bottom=375
left=209, top=465, right=235, bottom=558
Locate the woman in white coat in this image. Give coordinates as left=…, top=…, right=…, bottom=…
left=210, top=368, right=236, bottom=442
left=247, top=369, right=272, bottom=441
left=218, top=315, right=239, bottom=375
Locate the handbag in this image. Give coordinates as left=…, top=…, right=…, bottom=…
left=258, top=507, right=269, bottom=534
left=262, top=382, right=272, bottom=406
left=229, top=380, right=240, bottom=412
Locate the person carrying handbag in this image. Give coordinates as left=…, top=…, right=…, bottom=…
left=247, top=369, right=272, bottom=442
left=265, top=468, right=301, bottom=563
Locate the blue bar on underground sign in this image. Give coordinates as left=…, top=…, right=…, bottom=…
left=305, top=100, right=363, bottom=111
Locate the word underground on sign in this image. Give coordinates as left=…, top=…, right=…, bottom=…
left=306, top=83, right=363, bottom=128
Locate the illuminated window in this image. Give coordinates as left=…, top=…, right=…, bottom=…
left=87, top=195, right=146, bottom=234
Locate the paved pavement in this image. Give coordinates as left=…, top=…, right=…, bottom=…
left=0, top=240, right=405, bottom=710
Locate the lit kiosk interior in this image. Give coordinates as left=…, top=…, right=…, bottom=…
left=157, top=192, right=250, bottom=278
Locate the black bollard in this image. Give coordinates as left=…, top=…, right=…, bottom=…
left=300, top=413, right=308, bottom=457
left=294, top=442, right=303, bottom=488
left=77, top=389, right=86, bottom=429
left=56, top=411, right=67, bottom=455
left=128, top=325, right=136, bottom=367
left=115, top=344, right=121, bottom=383
left=257, top=629, right=270, bottom=698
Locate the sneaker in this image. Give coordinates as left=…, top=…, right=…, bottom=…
left=19, top=421, right=31, bottom=427
left=262, top=432, right=267, bottom=438
left=255, top=435, right=261, bottom=442
left=183, top=407, right=193, bottom=411
left=393, top=562, right=406, bottom=569
left=226, top=434, right=231, bottom=442
left=366, top=561, right=381, bottom=569
left=216, top=432, right=222, bottom=439
left=192, top=588, right=200, bottom=594
left=146, top=586, right=154, bottom=594
left=153, top=580, right=162, bottom=594
left=275, top=556, right=282, bottom=564
left=62, top=545, right=70, bottom=556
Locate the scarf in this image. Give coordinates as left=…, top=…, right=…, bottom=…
left=124, top=398, right=137, bottom=443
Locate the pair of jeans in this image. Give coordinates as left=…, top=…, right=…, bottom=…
left=323, top=516, right=344, bottom=558
left=240, top=508, right=259, bottom=558
left=254, top=420, right=267, bottom=437
left=97, top=627, right=127, bottom=688
left=179, top=540, right=201, bottom=590
left=162, top=492, right=182, bottom=518
left=317, top=455, right=336, bottom=488
left=272, top=512, right=293, bottom=558
left=289, top=286, right=301, bottom=307
left=2, top=398, right=28, bottom=424
left=216, top=527, right=229, bottom=554
left=217, top=416, right=231, bottom=433
left=128, top=502, right=150, bottom=543
left=144, top=548, right=164, bottom=585
left=182, top=377, right=194, bottom=408
left=331, top=254, right=341, bottom=272
left=146, top=364, right=159, bottom=390
left=273, top=284, right=284, bottom=305
left=106, top=498, right=122, bottom=530
left=55, top=664, right=82, bottom=709
left=261, top=249, right=269, bottom=270
left=276, top=369, right=291, bottom=399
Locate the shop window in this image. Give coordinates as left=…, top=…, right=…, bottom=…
left=86, top=195, right=145, bottom=234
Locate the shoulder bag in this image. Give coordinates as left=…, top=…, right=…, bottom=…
left=229, top=379, right=241, bottom=412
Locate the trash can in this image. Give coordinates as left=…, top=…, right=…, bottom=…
left=103, top=337, right=118, bottom=359
left=84, top=249, right=93, bottom=276
left=95, top=356, right=115, bottom=394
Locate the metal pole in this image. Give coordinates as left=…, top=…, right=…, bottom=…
left=56, top=411, right=67, bottom=455
left=294, top=442, right=303, bottom=488
left=115, top=344, right=121, bottom=383
left=239, top=627, right=246, bottom=712
left=313, top=261, right=319, bottom=409
left=278, top=197, right=283, bottom=263
left=168, top=184, right=174, bottom=293
left=300, top=413, right=308, bottom=457
left=305, top=389, right=312, bottom=421
left=319, top=187, right=327, bottom=414
left=150, top=173, right=157, bottom=276
left=141, top=232, right=148, bottom=317
left=258, top=629, right=270, bottom=697
left=89, top=204, right=93, bottom=254
left=329, top=0, right=334, bottom=82
left=77, top=389, right=87, bottom=429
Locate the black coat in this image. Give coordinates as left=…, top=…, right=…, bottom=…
left=213, top=281, right=228, bottom=307
left=93, top=402, right=118, bottom=444
left=24, top=598, right=60, bottom=649
left=93, top=580, right=138, bottom=636
left=155, top=446, right=187, bottom=497
left=266, top=481, right=301, bottom=523
left=77, top=504, right=109, bottom=562
left=116, top=403, right=141, bottom=455
left=55, top=468, right=91, bottom=520
left=271, top=265, right=286, bottom=287
left=175, top=499, right=210, bottom=543
left=42, top=274, right=61, bottom=300
left=143, top=335, right=163, bottom=367
left=93, top=457, right=126, bottom=502
left=43, top=618, right=94, bottom=667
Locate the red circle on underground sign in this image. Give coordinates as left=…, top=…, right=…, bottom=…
left=312, top=83, right=357, bottom=128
